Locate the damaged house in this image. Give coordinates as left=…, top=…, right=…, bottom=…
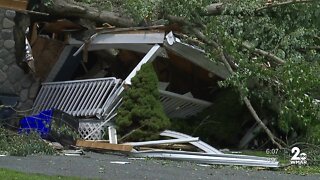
left=0, top=0, right=285, bottom=168
left=31, top=27, right=230, bottom=139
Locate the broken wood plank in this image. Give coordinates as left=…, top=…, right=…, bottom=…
left=76, top=140, right=133, bottom=152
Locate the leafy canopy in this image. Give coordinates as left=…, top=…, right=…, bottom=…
left=76, top=0, right=320, bottom=144
left=122, top=0, right=320, bottom=143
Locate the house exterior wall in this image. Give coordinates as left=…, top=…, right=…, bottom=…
left=0, top=9, right=39, bottom=110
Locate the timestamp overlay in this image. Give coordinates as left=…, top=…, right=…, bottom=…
left=265, top=148, right=281, bottom=163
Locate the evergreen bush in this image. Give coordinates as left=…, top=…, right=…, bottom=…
left=115, top=63, right=170, bottom=141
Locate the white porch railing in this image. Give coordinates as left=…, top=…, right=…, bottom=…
left=32, top=77, right=122, bottom=118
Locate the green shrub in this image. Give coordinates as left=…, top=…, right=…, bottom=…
left=114, top=63, right=170, bottom=141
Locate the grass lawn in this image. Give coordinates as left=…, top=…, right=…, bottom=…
left=0, top=168, right=82, bottom=180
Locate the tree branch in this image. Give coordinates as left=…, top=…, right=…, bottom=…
left=242, top=97, right=284, bottom=148
left=169, top=21, right=284, bottom=147
left=298, top=46, right=320, bottom=51
left=203, top=1, right=315, bottom=16
left=256, top=0, right=315, bottom=11
left=219, top=52, right=284, bottom=149
left=189, top=28, right=220, bottom=49
left=242, top=42, right=286, bottom=65
left=204, top=3, right=225, bottom=16
left=166, top=15, right=193, bottom=26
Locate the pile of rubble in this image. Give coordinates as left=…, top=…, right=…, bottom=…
left=76, top=129, right=279, bottom=167
left=13, top=107, right=279, bottom=168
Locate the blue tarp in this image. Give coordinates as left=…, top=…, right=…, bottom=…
left=19, top=109, right=54, bottom=138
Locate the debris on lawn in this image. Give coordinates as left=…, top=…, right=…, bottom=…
left=18, top=109, right=79, bottom=147
left=19, top=109, right=54, bottom=138
left=51, top=142, right=64, bottom=150
left=0, top=127, right=55, bottom=156
left=74, top=130, right=279, bottom=167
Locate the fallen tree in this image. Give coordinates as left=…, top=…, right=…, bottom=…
left=37, top=0, right=135, bottom=27
left=29, top=0, right=320, bottom=147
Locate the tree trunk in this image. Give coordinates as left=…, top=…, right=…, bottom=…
left=41, top=0, right=135, bottom=27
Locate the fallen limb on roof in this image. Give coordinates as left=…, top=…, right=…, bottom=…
left=76, top=140, right=133, bottom=152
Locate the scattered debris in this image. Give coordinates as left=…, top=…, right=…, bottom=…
left=130, top=150, right=279, bottom=168
left=160, top=130, right=222, bottom=154
left=19, top=109, right=53, bottom=138
left=63, top=150, right=84, bottom=156
left=18, top=109, right=79, bottom=146
left=108, top=126, right=117, bottom=144
left=110, top=161, right=131, bottom=165
left=197, top=164, right=211, bottom=167
left=0, top=127, right=55, bottom=156
left=44, top=141, right=64, bottom=150
left=127, top=158, right=145, bottom=160
left=123, top=131, right=279, bottom=168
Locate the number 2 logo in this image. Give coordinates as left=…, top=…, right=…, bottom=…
left=291, top=147, right=307, bottom=160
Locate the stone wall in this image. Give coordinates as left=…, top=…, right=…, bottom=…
left=0, top=9, right=39, bottom=110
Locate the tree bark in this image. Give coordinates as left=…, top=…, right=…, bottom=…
left=41, top=0, right=136, bottom=27
left=204, top=3, right=225, bottom=16
left=204, top=0, right=315, bottom=16
left=242, top=42, right=286, bottom=65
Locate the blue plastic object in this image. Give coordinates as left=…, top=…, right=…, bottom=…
left=19, top=109, right=54, bottom=138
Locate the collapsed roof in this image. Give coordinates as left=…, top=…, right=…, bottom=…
left=32, top=28, right=230, bottom=121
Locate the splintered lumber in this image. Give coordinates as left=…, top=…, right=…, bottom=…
left=76, top=140, right=133, bottom=152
